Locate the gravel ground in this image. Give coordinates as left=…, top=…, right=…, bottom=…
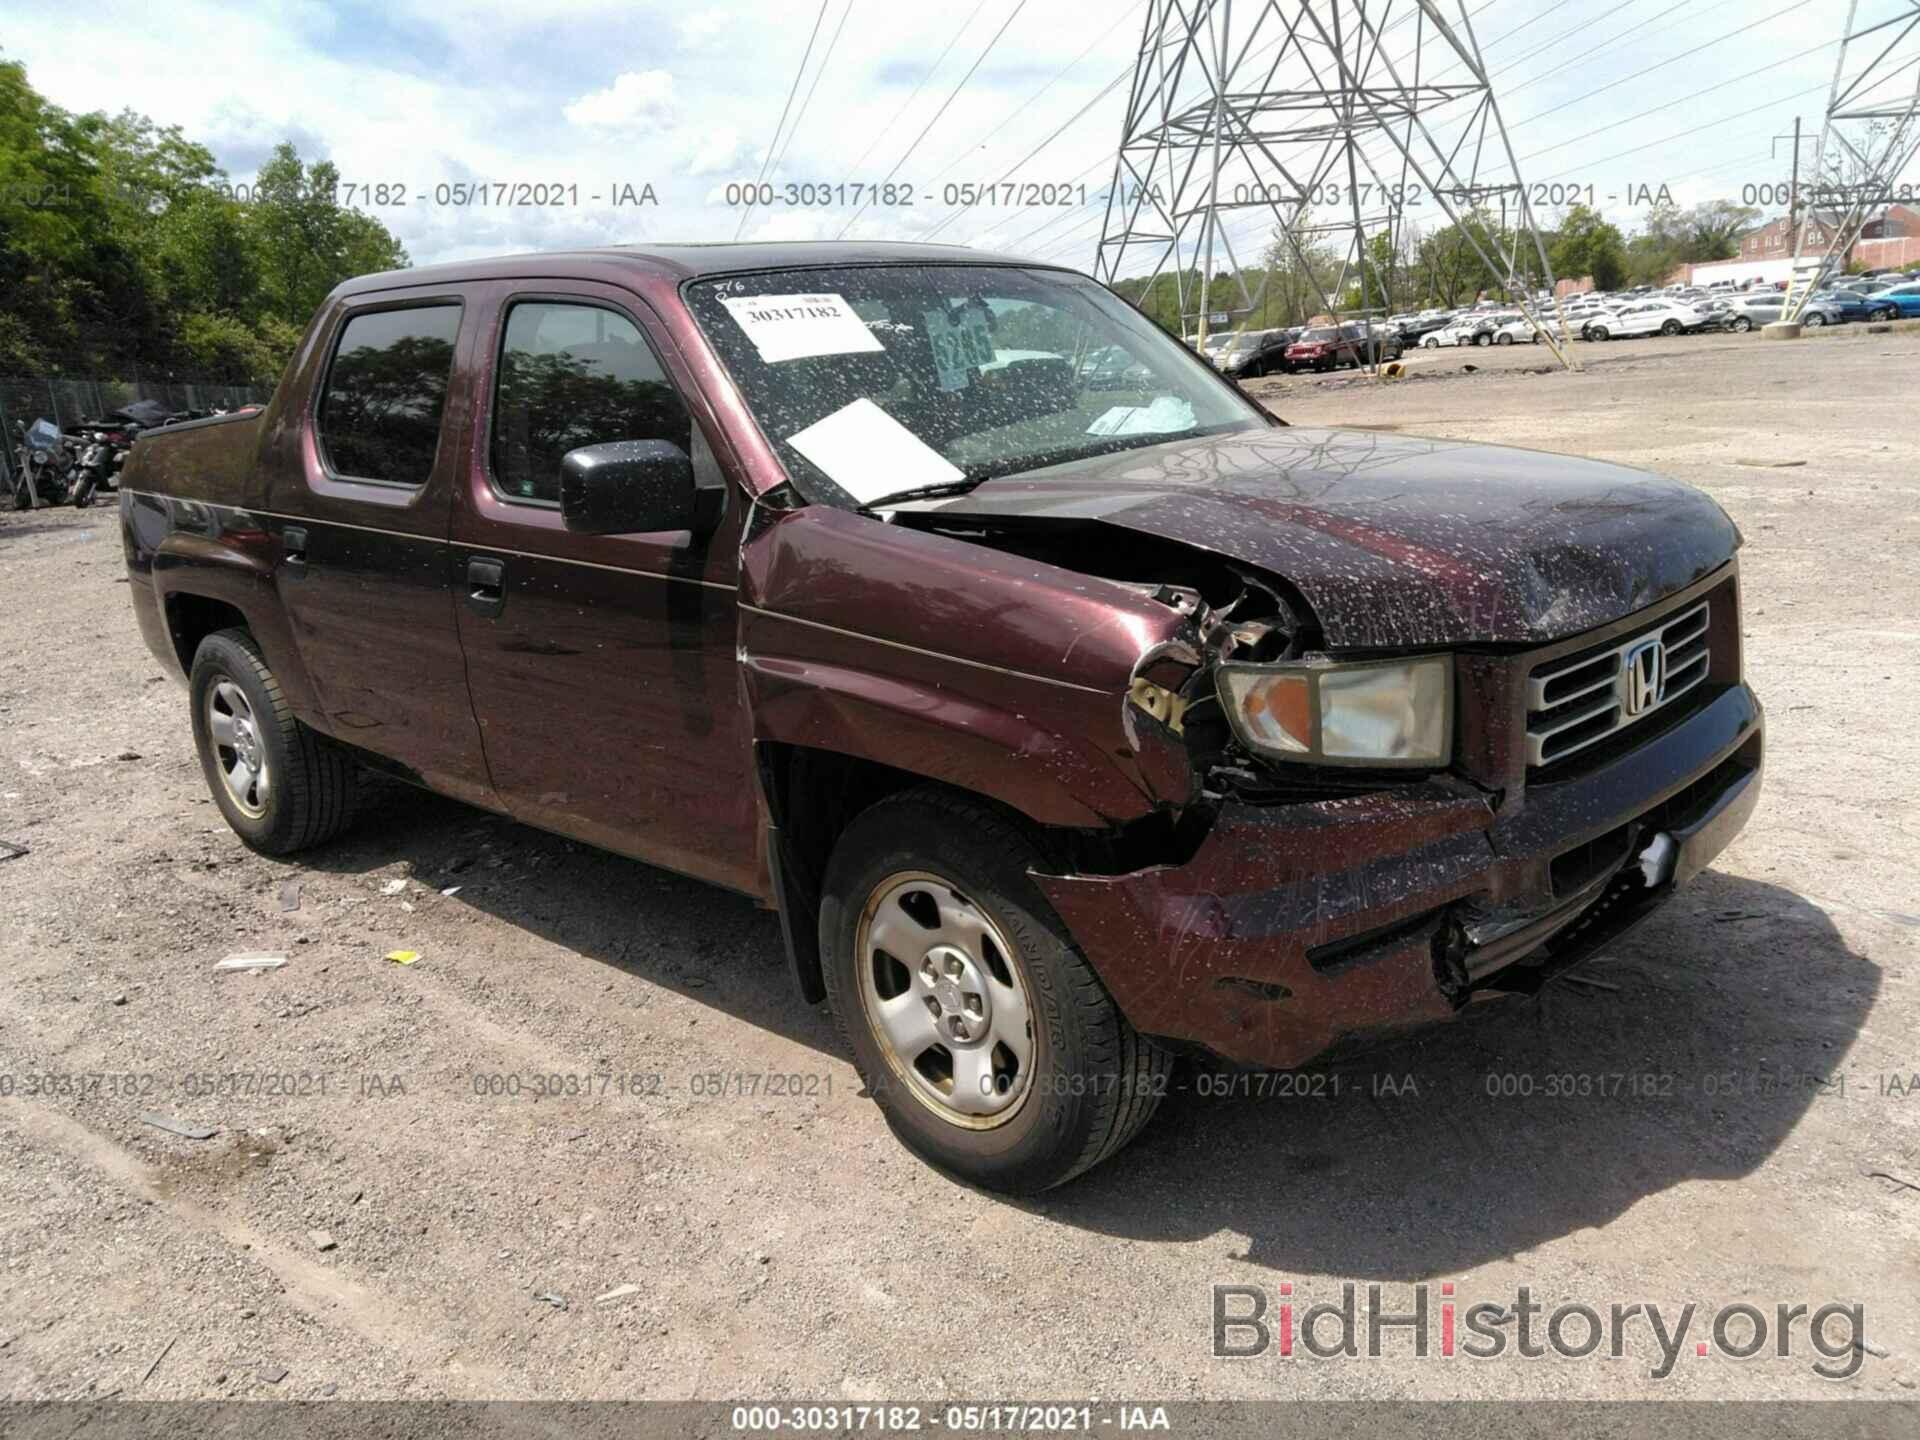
left=1, top=329, right=1917, bottom=1406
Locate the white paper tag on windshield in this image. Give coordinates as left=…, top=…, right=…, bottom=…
left=1086, top=395, right=1195, bottom=437
left=787, top=398, right=964, bottom=505
left=923, top=307, right=996, bottom=391
left=719, top=293, right=885, bottom=364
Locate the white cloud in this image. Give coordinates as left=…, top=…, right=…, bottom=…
left=677, top=9, right=732, bottom=51
left=683, top=126, right=748, bottom=177
left=563, top=70, right=677, bottom=133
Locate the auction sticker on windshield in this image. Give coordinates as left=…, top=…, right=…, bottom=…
left=923, top=306, right=995, bottom=391
left=787, top=398, right=964, bottom=504
left=718, top=293, right=885, bottom=364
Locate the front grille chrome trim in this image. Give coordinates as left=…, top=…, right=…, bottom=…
left=1525, top=600, right=1711, bottom=768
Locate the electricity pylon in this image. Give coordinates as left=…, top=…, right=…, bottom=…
left=1783, top=0, right=1920, bottom=322
left=1092, top=0, right=1580, bottom=370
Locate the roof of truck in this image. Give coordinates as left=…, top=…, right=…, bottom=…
left=338, top=241, right=1056, bottom=296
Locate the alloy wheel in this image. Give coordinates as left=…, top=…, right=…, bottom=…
left=856, top=870, right=1035, bottom=1129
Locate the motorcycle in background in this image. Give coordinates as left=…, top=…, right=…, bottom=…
left=9, top=418, right=76, bottom=509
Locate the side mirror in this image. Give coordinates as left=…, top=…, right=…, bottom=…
left=558, top=440, right=719, bottom=537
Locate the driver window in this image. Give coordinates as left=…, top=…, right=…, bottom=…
left=490, top=301, right=691, bottom=504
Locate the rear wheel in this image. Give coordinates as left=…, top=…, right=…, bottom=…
left=189, top=628, right=358, bottom=855
left=1423, top=336, right=1439, bottom=348
left=1729, top=316, right=1753, bottom=333
left=1660, top=319, right=1683, bottom=336
left=1473, top=332, right=1491, bottom=347
left=820, top=790, right=1170, bottom=1193
left=1803, top=311, right=1826, bottom=328
left=1496, top=332, right=1514, bottom=345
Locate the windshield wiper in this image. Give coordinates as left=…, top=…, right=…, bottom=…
left=859, top=478, right=985, bottom=511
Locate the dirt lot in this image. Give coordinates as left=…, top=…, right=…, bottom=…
left=2, top=329, right=1917, bottom=1408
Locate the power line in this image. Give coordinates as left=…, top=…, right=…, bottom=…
left=918, top=1, right=1148, bottom=191
left=837, top=0, right=1034, bottom=238
left=733, top=0, right=833, bottom=240
left=845, top=0, right=995, bottom=177
left=769, top=0, right=858, bottom=178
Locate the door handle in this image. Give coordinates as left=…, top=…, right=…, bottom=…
left=466, top=556, right=506, bottom=618
left=282, top=526, right=307, bottom=577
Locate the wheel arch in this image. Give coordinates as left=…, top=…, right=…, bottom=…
left=755, top=743, right=1073, bottom=1005
left=154, top=539, right=323, bottom=723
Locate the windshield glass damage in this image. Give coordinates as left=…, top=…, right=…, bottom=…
left=685, top=264, right=1266, bottom=509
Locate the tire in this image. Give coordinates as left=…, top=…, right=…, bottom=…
left=1473, top=332, right=1491, bottom=347
left=819, top=789, right=1171, bottom=1194
left=1730, top=316, right=1752, bottom=333
left=1871, top=306, right=1896, bottom=321
left=1496, top=333, right=1514, bottom=345
left=1661, top=320, right=1682, bottom=336
left=72, top=477, right=95, bottom=508
left=11, top=480, right=29, bottom=511
left=1804, top=311, right=1826, bottom=328
left=1423, top=336, right=1439, bottom=348
left=189, top=628, right=358, bottom=855
left=1589, top=326, right=1610, bottom=342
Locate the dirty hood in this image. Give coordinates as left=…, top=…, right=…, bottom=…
left=907, top=425, right=1739, bottom=648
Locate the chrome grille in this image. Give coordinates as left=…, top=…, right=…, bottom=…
left=1525, top=601, right=1711, bottom=767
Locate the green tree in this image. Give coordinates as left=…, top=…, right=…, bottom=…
left=0, top=58, right=410, bottom=383
left=1550, top=204, right=1629, bottom=291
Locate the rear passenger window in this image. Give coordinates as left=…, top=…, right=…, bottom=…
left=316, top=305, right=462, bottom=486
left=490, top=301, right=692, bottom=504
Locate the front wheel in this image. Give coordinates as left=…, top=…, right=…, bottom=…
left=1588, top=326, right=1610, bottom=342
left=1423, top=337, right=1439, bottom=348
left=72, top=477, right=96, bottom=508
left=820, top=790, right=1170, bottom=1193
left=11, top=478, right=29, bottom=511
left=1473, top=332, right=1491, bottom=347
left=189, top=628, right=358, bottom=855
left=1496, top=333, right=1514, bottom=345
left=1870, top=306, right=1896, bottom=321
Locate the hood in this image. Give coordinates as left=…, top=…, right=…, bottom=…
left=906, top=426, right=1739, bottom=649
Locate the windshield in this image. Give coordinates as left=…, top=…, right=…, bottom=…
left=685, top=265, right=1266, bottom=508
left=1299, top=327, right=1339, bottom=342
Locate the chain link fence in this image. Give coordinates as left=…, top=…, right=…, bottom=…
left=0, top=375, right=272, bottom=489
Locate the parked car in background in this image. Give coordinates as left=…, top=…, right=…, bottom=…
left=1421, top=316, right=1484, bottom=348
left=1220, top=327, right=1302, bottom=378
left=1078, top=344, right=1155, bottom=390
left=116, top=240, right=1763, bottom=1193
left=1806, top=289, right=1875, bottom=324
left=1284, top=322, right=1403, bottom=370
left=1718, top=291, right=1847, bottom=332
left=1581, top=299, right=1710, bottom=341
left=1395, top=311, right=1457, bottom=345
left=1863, top=280, right=1920, bottom=320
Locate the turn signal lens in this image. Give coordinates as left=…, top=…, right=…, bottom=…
left=1216, top=656, right=1453, bottom=767
left=1221, top=670, right=1311, bottom=754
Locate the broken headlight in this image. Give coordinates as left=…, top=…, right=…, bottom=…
left=1215, top=655, right=1452, bottom=767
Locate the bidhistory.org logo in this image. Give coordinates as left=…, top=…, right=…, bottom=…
left=1212, top=1282, right=1867, bottom=1380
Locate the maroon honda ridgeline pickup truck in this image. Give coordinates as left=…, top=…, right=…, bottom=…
left=120, top=242, right=1763, bottom=1192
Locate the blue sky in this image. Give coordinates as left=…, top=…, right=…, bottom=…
left=5, top=0, right=1912, bottom=274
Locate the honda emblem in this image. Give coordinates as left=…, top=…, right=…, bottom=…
left=1623, top=638, right=1665, bottom=716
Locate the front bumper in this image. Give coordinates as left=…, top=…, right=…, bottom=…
left=1037, top=680, right=1764, bottom=1072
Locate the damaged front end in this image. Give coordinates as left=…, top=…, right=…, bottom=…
left=1027, top=543, right=1760, bottom=1072
left=877, top=502, right=1763, bottom=1072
